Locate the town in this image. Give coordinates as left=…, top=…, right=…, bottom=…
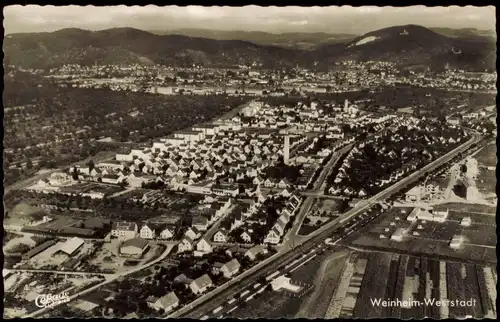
left=3, top=5, right=497, bottom=321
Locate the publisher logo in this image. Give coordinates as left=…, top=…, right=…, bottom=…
left=35, top=292, right=70, bottom=308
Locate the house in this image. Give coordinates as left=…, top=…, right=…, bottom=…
left=120, top=238, right=149, bottom=256
left=159, top=225, right=175, bottom=240
left=263, top=178, right=275, bottom=188
left=221, top=259, right=241, bottom=278
left=192, top=216, right=209, bottom=231
left=240, top=231, right=252, bottom=243
left=185, top=227, right=201, bottom=240
left=213, top=229, right=228, bottom=243
left=178, top=236, right=194, bottom=253
left=196, top=238, right=213, bottom=253
left=245, top=245, right=268, bottom=260
left=151, top=292, right=179, bottom=313
left=390, top=228, right=406, bottom=242
left=264, top=228, right=281, bottom=244
left=449, top=235, right=463, bottom=249
left=140, top=223, right=157, bottom=239
left=404, top=185, right=422, bottom=202
left=277, top=179, right=291, bottom=189
left=111, top=221, right=138, bottom=240
left=190, top=274, right=213, bottom=295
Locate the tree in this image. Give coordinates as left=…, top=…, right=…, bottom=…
left=72, top=166, right=79, bottom=180
left=87, top=159, right=95, bottom=173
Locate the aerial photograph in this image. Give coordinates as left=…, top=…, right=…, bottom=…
left=2, top=5, right=497, bottom=319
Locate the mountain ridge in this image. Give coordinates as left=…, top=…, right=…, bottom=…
left=3, top=25, right=495, bottom=71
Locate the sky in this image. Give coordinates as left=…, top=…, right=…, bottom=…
left=3, top=5, right=496, bottom=35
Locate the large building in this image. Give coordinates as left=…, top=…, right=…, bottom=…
left=120, top=238, right=149, bottom=256
left=111, top=221, right=138, bottom=240
left=59, top=237, right=85, bottom=256
left=406, top=207, right=448, bottom=223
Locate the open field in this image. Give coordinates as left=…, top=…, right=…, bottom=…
left=295, top=250, right=352, bottom=318
left=433, top=203, right=496, bottom=214
left=474, top=143, right=496, bottom=168
left=476, top=168, right=496, bottom=198
left=346, top=206, right=496, bottom=264
left=5, top=202, right=48, bottom=227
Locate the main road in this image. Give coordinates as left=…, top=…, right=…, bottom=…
left=171, top=131, right=479, bottom=318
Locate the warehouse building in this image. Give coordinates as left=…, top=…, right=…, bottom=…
left=120, top=238, right=149, bottom=256
left=59, top=237, right=85, bottom=256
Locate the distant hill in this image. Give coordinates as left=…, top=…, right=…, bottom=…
left=431, top=27, right=496, bottom=41
left=3, top=27, right=302, bottom=69
left=4, top=25, right=495, bottom=72
left=310, top=25, right=496, bottom=71
left=149, top=28, right=356, bottom=50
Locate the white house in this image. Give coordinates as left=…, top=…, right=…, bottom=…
left=151, top=292, right=179, bottom=313
left=196, top=238, right=213, bottom=253
left=264, top=228, right=281, bottom=244
left=178, top=236, right=194, bottom=253
left=111, top=221, right=138, bottom=240
left=221, top=259, right=241, bottom=278
left=213, top=229, right=228, bottom=243
left=190, top=274, right=213, bottom=295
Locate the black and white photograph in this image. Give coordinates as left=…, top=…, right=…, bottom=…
left=2, top=4, right=497, bottom=319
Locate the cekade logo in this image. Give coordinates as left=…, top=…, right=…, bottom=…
left=35, top=292, right=70, bottom=308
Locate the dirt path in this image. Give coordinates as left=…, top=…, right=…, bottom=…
left=294, top=250, right=351, bottom=318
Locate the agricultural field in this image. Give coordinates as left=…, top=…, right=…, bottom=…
left=346, top=207, right=496, bottom=264
left=331, top=253, right=496, bottom=319
left=434, top=203, right=496, bottom=215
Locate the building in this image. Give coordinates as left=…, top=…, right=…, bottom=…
left=391, top=228, right=407, bottom=242
left=151, top=292, right=179, bottom=313
left=461, top=217, right=472, bottom=227
left=59, top=237, right=85, bottom=256
left=22, top=240, right=57, bottom=260
left=284, top=135, right=290, bottom=165
left=140, top=223, right=157, bottom=239
left=120, top=238, right=149, bottom=256
left=192, top=216, right=209, bottom=231
left=245, top=245, right=268, bottom=260
left=264, top=228, right=281, bottom=244
left=196, top=238, right=213, bottom=253
left=449, top=235, right=463, bottom=249
left=404, top=186, right=422, bottom=202
left=159, top=226, right=175, bottom=240
left=178, top=236, right=194, bottom=253
left=190, top=274, right=213, bottom=295
left=111, top=221, right=138, bottom=240
left=406, top=208, right=448, bottom=223
left=271, top=275, right=301, bottom=292
left=221, top=259, right=241, bottom=278
left=213, top=229, right=228, bottom=243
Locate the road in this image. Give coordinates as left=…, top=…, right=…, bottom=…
left=173, top=132, right=479, bottom=318
left=283, top=143, right=354, bottom=246
left=26, top=244, right=175, bottom=318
